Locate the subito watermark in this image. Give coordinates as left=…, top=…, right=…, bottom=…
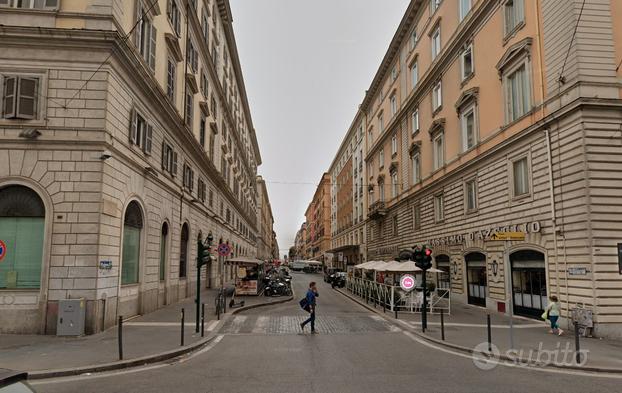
left=472, top=342, right=589, bottom=370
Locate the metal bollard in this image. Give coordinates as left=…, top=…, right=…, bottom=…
left=118, top=315, right=123, bottom=360
left=201, top=303, right=205, bottom=338
left=181, top=308, right=185, bottom=346
left=487, top=314, right=492, bottom=352
left=440, top=309, right=445, bottom=341
left=574, top=321, right=581, bottom=364
left=395, top=306, right=398, bottom=320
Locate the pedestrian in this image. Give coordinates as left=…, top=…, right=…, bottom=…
left=543, top=295, right=564, bottom=336
left=300, top=281, right=319, bottom=334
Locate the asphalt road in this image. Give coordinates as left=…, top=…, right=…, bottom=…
left=34, top=274, right=622, bottom=393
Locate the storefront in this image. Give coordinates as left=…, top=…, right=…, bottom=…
left=510, top=250, right=547, bottom=319
left=465, top=252, right=487, bottom=307
left=435, top=254, right=450, bottom=290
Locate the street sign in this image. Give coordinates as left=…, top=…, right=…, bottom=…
left=568, top=267, right=588, bottom=276
left=218, top=243, right=231, bottom=257
left=0, top=240, right=6, bottom=262
left=400, top=274, right=416, bottom=292
left=487, top=232, right=526, bottom=241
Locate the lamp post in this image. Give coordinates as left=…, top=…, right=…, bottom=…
left=196, top=232, right=214, bottom=333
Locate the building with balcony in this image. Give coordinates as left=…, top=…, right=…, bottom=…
left=256, top=175, right=275, bottom=261
left=0, top=0, right=263, bottom=335
left=304, top=173, right=331, bottom=261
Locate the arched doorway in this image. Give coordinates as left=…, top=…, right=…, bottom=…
left=435, top=254, right=450, bottom=290
left=121, top=201, right=143, bottom=285
left=510, top=250, right=547, bottom=319
left=0, top=185, right=45, bottom=289
left=465, top=252, right=487, bottom=307
left=179, top=223, right=189, bottom=279
left=159, top=223, right=168, bottom=282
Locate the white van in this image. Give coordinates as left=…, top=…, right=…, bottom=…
left=290, top=260, right=308, bottom=272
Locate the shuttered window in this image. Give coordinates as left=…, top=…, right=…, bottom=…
left=129, top=108, right=153, bottom=155
left=135, top=2, right=157, bottom=71
left=2, top=76, right=39, bottom=120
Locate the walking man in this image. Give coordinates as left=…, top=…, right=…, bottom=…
left=300, top=281, right=319, bottom=334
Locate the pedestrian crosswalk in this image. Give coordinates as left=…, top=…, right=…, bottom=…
left=219, top=315, right=402, bottom=335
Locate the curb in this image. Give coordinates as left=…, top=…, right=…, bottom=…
left=27, top=295, right=292, bottom=380
left=335, top=288, right=622, bottom=375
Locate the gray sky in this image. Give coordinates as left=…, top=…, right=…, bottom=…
left=230, top=0, right=410, bottom=255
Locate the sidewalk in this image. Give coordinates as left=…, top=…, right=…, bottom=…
left=0, top=286, right=286, bottom=374
left=339, top=288, right=622, bottom=371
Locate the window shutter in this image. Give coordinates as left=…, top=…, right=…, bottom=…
left=16, top=77, right=37, bottom=120
left=172, top=151, right=178, bottom=177
left=2, top=76, right=17, bottom=119
left=129, top=108, right=138, bottom=145
left=144, top=124, right=153, bottom=154
left=166, top=0, right=172, bottom=18
left=161, top=142, right=166, bottom=170
left=149, top=25, right=157, bottom=71
left=134, top=2, right=142, bottom=48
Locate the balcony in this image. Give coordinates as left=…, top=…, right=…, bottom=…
left=368, top=201, right=387, bottom=220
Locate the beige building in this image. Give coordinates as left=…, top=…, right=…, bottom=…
left=304, top=173, right=331, bottom=261
left=0, top=0, right=263, bottom=334
left=256, top=175, right=275, bottom=261
left=325, top=0, right=622, bottom=338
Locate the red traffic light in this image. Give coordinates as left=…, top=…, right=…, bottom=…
left=425, top=248, right=432, bottom=257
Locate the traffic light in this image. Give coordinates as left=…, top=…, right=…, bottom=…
left=197, top=240, right=211, bottom=268
left=413, top=245, right=433, bottom=270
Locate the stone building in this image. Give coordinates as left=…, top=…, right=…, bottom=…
left=256, top=175, right=275, bottom=261
left=0, top=0, right=263, bottom=335
left=304, top=173, right=331, bottom=261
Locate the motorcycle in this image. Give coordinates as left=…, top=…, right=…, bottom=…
left=264, top=278, right=292, bottom=297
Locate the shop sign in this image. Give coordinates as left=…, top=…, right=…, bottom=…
left=568, top=267, right=588, bottom=276
left=369, top=245, right=399, bottom=257
left=488, top=232, right=526, bottom=241
left=400, top=274, right=416, bottom=292
left=99, top=260, right=112, bottom=270
left=427, top=221, right=541, bottom=247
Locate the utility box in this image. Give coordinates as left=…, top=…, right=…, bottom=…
left=57, top=299, right=86, bottom=336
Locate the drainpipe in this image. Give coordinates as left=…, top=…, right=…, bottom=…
left=544, top=129, right=563, bottom=310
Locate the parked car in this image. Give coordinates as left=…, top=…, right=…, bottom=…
left=0, top=369, right=37, bottom=393
left=324, top=268, right=342, bottom=283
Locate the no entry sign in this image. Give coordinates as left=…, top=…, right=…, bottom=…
left=218, top=243, right=231, bottom=257
left=400, top=274, right=416, bottom=292
left=0, top=240, right=6, bottom=262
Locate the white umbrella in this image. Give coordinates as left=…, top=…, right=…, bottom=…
left=354, top=261, right=380, bottom=269
left=383, top=261, right=422, bottom=272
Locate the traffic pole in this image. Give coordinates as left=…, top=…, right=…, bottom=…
left=574, top=321, right=581, bottom=364
left=196, top=257, right=201, bottom=334
left=440, top=308, right=445, bottom=341
left=118, top=315, right=123, bottom=360
left=180, top=308, right=185, bottom=346
left=487, top=314, right=492, bottom=352
left=201, top=302, right=205, bottom=338
left=421, top=269, right=428, bottom=333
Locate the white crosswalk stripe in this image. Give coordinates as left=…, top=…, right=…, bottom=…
left=252, top=316, right=269, bottom=334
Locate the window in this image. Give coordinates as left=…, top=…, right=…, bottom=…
left=200, top=70, right=209, bottom=98
left=411, top=61, right=419, bottom=89
left=433, top=132, right=444, bottom=170
left=378, top=180, right=385, bottom=202
left=129, top=109, right=153, bottom=155
left=1, top=75, right=39, bottom=120
left=504, top=0, right=525, bottom=36
left=161, top=141, right=178, bottom=176
left=412, top=109, right=420, bottom=134
left=198, top=178, right=207, bottom=202
left=432, top=81, right=442, bottom=112
left=390, top=95, right=397, bottom=116
left=210, top=96, right=218, bottom=120
left=199, top=115, right=206, bottom=148
left=391, top=170, right=399, bottom=198
left=465, top=179, right=477, bottom=212
left=431, top=26, right=441, bottom=60
left=122, top=202, right=143, bottom=285
left=379, top=149, right=384, bottom=169
left=412, top=151, right=421, bottom=183
left=135, top=1, right=156, bottom=70
left=512, top=156, right=530, bottom=197
left=368, top=188, right=375, bottom=206
left=434, top=194, right=444, bottom=222
left=201, top=11, right=210, bottom=45
left=505, top=63, right=530, bottom=122
left=378, top=114, right=384, bottom=132
left=183, top=163, right=195, bottom=192
left=393, top=216, right=399, bottom=236
left=368, top=129, right=373, bottom=144
left=461, top=45, right=474, bottom=81
left=410, top=29, right=418, bottom=49
left=0, top=0, right=59, bottom=9
left=209, top=189, right=214, bottom=207
left=167, top=0, right=181, bottom=36
left=413, top=204, right=421, bottom=230
left=209, top=130, right=216, bottom=158
left=185, top=86, right=193, bottom=125
left=431, top=0, right=442, bottom=13
left=166, top=57, right=176, bottom=101
left=367, top=162, right=373, bottom=178
left=159, top=223, right=168, bottom=282
left=391, top=134, right=398, bottom=155
left=391, top=66, right=397, bottom=81
left=459, top=0, right=472, bottom=21
left=461, top=105, right=477, bottom=151
left=187, top=39, right=198, bottom=73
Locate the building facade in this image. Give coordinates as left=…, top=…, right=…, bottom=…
left=256, top=175, right=275, bottom=261
left=304, top=173, right=331, bottom=261
left=311, top=0, right=622, bottom=339
left=0, top=0, right=263, bottom=335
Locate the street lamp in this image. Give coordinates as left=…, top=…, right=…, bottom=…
left=195, top=232, right=214, bottom=333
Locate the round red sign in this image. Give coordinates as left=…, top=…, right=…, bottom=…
left=400, top=274, right=416, bottom=292
left=0, top=240, right=7, bottom=262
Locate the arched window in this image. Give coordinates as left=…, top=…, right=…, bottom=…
left=159, top=222, right=169, bottom=282
left=0, top=185, right=45, bottom=289
left=122, top=201, right=143, bottom=285
left=179, top=223, right=189, bottom=278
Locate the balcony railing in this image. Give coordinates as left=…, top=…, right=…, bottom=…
left=368, top=201, right=387, bottom=219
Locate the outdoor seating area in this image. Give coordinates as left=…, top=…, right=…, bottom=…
left=346, top=261, right=451, bottom=314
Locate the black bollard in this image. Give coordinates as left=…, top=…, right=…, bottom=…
left=574, top=321, right=581, bottom=364
left=181, top=308, right=185, bottom=346
left=201, top=303, right=205, bottom=338
left=440, top=308, right=445, bottom=341
left=487, top=314, right=492, bottom=352
left=118, top=315, right=123, bottom=360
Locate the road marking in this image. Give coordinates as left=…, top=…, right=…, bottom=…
left=405, top=321, right=544, bottom=329
left=229, top=315, right=247, bottom=334
left=125, top=322, right=197, bottom=327
left=252, top=316, right=269, bottom=334
left=206, top=320, right=219, bottom=332
left=30, top=335, right=225, bottom=385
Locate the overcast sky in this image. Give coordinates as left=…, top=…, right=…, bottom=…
left=230, top=0, right=410, bottom=256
